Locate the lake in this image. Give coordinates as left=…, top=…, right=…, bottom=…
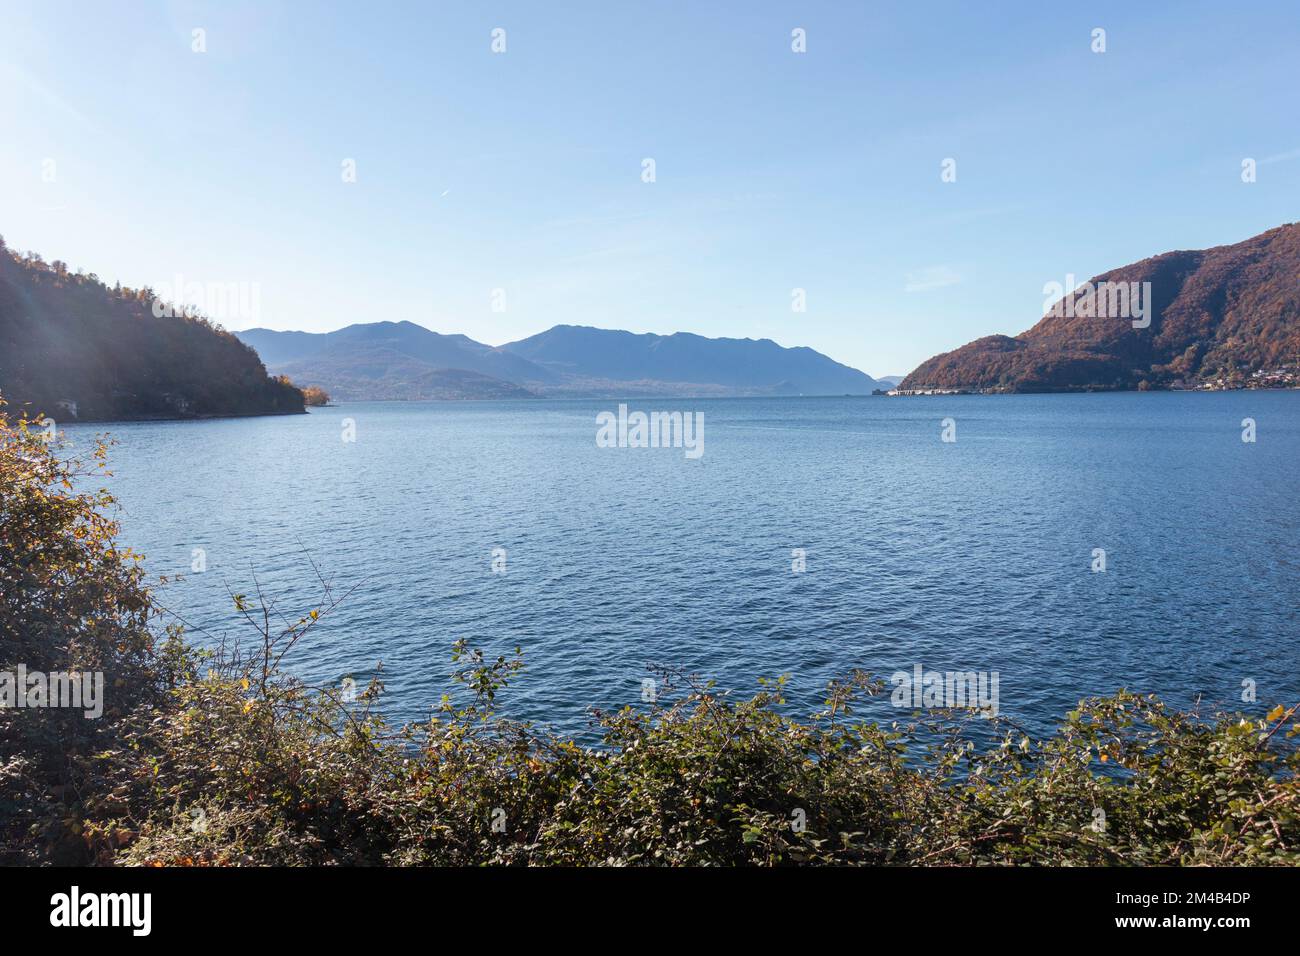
left=62, top=392, right=1300, bottom=738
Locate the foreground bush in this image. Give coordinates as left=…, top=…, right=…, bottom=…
left=2, top=403, right=1297, bottom=866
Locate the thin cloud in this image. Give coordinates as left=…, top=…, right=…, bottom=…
left=0, top=61, right=93, bottom=128
left=1260, top=147, right=1300, bottom=165
left=904, top=265, right=963, bottom=293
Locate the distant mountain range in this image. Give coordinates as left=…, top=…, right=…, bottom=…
left=238, top=322, right=544, bottom=401
left=0, top=237, right=302, bottom=422
left=901, top=223, right=1300, bottom=392
left=235, top=323, right=883, bottom=400
left=21, top=216, right=1294, bottom=420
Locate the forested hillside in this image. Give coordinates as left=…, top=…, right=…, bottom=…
left=901, top=223, right=1300, bottom=392
left=0, top=236, right=303, bottom=421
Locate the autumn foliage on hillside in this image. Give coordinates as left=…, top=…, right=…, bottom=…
left=902, top=223, right=1300, bottom=391
left=0, top=236, right=303, bottom=421
left=300, top=385, right=330, bottom=406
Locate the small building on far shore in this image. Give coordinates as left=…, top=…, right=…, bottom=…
left=886, top=387, right=973, bottom=396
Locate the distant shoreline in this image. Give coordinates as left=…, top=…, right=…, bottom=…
left=40, top=387, right=1300, bottom=425
left=888, top=384, right=1300, bottom=396
left=40, top=408, right=308, bottom=427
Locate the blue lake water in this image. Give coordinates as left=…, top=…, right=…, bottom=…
left=63, top=392, right=1300, bottom=738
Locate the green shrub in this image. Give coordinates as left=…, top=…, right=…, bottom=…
left=3, top=400, right=1297, bottom=866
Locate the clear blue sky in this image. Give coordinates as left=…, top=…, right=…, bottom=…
left=3, top=1, right=1297, bottom=377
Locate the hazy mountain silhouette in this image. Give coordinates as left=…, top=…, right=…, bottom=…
left=275, top=346, right=535, bottom=401
left=238, top=322, right=882, bottom=399
left=238, top=321, right=555, bottom=386
left=500, top=325, right=881, bottom=396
